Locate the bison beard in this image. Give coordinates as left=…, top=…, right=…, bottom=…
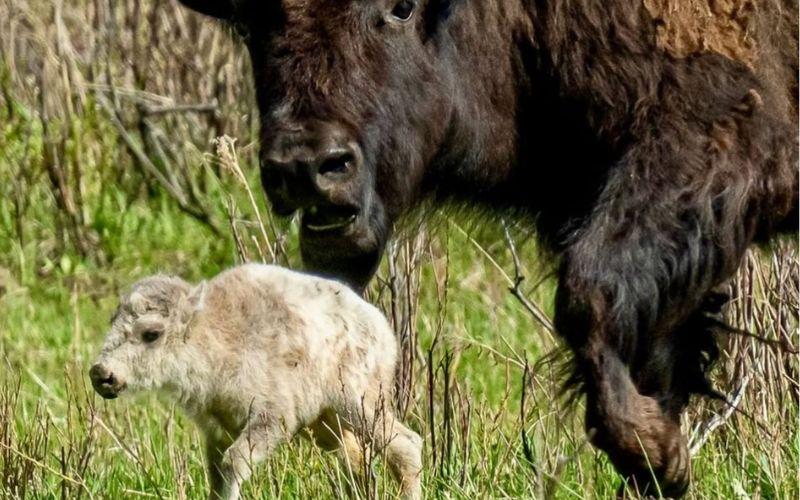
left=176, top=0, right=798, bottom=496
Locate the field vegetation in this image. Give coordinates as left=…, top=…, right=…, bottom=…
left=0, top=1, right=797, bottom=498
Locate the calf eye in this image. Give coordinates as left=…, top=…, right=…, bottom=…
left=142, top=330, right=162, bottom=343
left=390, top=0, right=415, bottom=21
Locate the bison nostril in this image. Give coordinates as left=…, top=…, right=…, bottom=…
left=260, top=161, right=298, bottom=216
left=89, top=363, right=124, bottom=399
left=264, top=170, right=289, bottom=197
left=90, top=364, right=115, bottom=386
left=318, top=152, right=354, bottom=177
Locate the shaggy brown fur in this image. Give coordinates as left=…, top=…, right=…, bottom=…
left=643, top=0, right=758, bottom=65
left=177, top=0, right=798, bottom=496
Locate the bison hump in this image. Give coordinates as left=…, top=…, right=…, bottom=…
left=643, top=0, right=757, bottom=67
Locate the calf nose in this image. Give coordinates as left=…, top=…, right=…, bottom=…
left=89, top=363, right=121, bottom=399
left=261, top=123, right=361, bottom=213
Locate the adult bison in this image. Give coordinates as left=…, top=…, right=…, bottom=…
left=177, top=0, right=797, bottom=495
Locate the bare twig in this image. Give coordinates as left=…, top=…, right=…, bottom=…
left=227, top=196, right=250, bottom=263
left=82, top=84, right=174, bottom=105
left=215, top=135, right=279, bottom=262
left=689, top=373, right=752, bottom=456
left=0, top=441, right=93, bottom=497
left=520, top=360, right=539, bottom=475
left=97, top=94, right=220, bottom=235
left=446, top=217, right=554, bottom=336
left=501, top=221, right=556, bottom=336
left=141, top=101, right=218, bottom=116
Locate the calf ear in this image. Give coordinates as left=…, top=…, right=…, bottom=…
left=176, top=0, right=235, bottom=20
left=128, top=291, right=148, bottom=314
left=178, top=281, right=208, bottom=332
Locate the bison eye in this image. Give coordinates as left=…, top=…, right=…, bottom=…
left=142, top=329, right=162, bottom=343
left=390, top=0, right=415, bottom=21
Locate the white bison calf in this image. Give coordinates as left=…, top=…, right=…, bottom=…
left=90, top=264, right=422, bottom=500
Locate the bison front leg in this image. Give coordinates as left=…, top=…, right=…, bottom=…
left=575, top=340, right=691, bottom=497
left=554, top=153, right=751, bottom=496
left=557, top=244, right=696, bottom=497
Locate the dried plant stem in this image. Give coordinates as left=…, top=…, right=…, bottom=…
left=215, top=135, right=278, bottom=263
left=689, top=374, right=752, bottom=456
left=501, top=221, right=556, bottom=336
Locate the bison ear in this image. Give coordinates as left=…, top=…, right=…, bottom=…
left=128, top=291, right=148, bottom=314
left=176, top=0, right=235, bottom=20
left=424, top=0, right=458, bottom=38
left=186, top=281, right=207, bottom=312
left=178, top=281, right=207, bottom=330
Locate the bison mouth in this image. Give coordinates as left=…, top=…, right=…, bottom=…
left=92, top=380, right=126, bottom=400
left=98, top=390, right=120, bottom=400
left=298, top=195, right=390, bottom=291
left=302, top=204, right=360, bottom=233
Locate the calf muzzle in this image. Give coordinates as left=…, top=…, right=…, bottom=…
left=89, top=363, right=125, bottom=399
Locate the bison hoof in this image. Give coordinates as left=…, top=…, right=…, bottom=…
left=614, top=433, right=691, bottom=499
left=616, top=472, right=689, bottom=499
left=587, top=389, right=691, bottom=498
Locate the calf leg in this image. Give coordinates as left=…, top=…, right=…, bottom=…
left=309, top=412, right=372, bottom=497
left=379, top=417, right=423, bottom=500
left=210, top=419, right=286, bottom=500
left=338, top=428, right=376, bottom=498
left=347, top=401, right=423, bottom=500
left=204, top=430, right=235, bottom=498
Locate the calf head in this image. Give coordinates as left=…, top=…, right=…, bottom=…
left=90, top=276, right=206, bottom=399
left=179, top=0, right=478, bottom=289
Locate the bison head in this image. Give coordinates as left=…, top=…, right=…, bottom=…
left=178, top=0, right=483, bottom=289
left=90, top=276, right=206, bottom=399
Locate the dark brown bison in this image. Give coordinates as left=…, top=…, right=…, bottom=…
left=176, top=0, right=798, bottom=496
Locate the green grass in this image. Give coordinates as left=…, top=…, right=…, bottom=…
left=0, top=182, right=796, bottom=498
left=0, top=22, right=797, bottom=497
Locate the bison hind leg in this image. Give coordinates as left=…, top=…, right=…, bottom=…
left=668, top=292, right=728, bottom=408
